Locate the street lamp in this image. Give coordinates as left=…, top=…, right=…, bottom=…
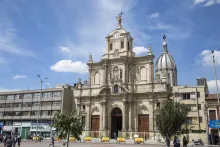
left=36, top=74, right=48, bottom=139
left=211, top=50, right=220, bottom=120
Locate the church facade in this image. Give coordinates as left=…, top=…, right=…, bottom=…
left=73, top=13, right=178, bottom=140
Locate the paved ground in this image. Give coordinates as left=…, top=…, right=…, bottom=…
left=0, top=140, right=214, bottom=147
left=1, top=141, right=165, bottom=147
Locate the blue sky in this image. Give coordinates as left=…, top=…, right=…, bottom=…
left=0, top=0, right=220, bottom=93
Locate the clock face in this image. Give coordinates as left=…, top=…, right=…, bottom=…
left=113, top=33, right=120, bottom=38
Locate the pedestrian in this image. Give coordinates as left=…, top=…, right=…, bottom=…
left=173, top=136, right=177, bottom=147
left=113, top=132, right=116, bottom=140
left=4, top=136, right=13, bottom=147
left=3, top=135, right=7, bottom=143
left=17, top=136, right=21, bottom=147
left=0, top=134, right=2, bottom=143
left=176, top=136, right=181, bottom=147
left=12, top=136, right=17, bottom=147
left=183, top=136, right=188, bottom=147
left=49, top=136, right=54, bottom=147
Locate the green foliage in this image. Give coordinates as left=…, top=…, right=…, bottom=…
left=179, top=123, right=193, bottom=135
left=52, top=111, right=84, bottom=140
left=155, top=99, right=190, bottom=143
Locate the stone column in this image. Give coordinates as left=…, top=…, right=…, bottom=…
left=102, top=65, right=107, bottom=85
left=134, top=101, right=137, bottom=131
left=106, top=38, right=109, bottom=53
left=148, top=62, right=153, bottom=83
left=86, top=104, right=90, bottom=130
left=124, top=35, right=128, bottom=51
left=103, top=102, right=106, bottom=130
left=123, top=63, right=126, bottom=83
left=99, top=103, right=103, bottom=130
left=128, top=102, right=132, bottom=131
left=122, top=101, right=127, bottom=131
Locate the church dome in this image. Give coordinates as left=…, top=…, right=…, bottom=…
left=156, top=52, right=176, bottom=71
left=156, top=35, right=177, bottom=71
left=155, top=35, right=178, bottom=86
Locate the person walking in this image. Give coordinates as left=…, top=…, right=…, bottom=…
left=113, top=132, right=117, bottom=140
left=183, top=136, right=188, bottom=147
left=176, top=136, right=181, bottom=147
left=49, top=136, right=54, bottom=147
left=173, top=136, right=178, bottom=147
left=4, top=136, right=13, bottom=147
left=0, top=134, right=2, bottom=143
left=17, top=136, right=21, bottom=147
left=12, top=136, right=17, bottom=147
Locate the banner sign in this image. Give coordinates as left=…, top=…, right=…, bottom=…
left=22, top=122, right=31, bottom=127
left=13, top=122, right=22, bottom=126
left=209, top=120, right=220, bottom=128
left=2, top=126, right=13, bottom=131
left=0, top=122, right=3, bottom=126
left=31, top=123, right=50, bottom=126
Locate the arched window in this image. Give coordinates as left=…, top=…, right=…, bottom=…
left=94, top=72, right=100, bottom=85
left=114, top=85, right=119, bottom=94
left=127, top=42, right=129, bottom=50
left=120, top=69, right=122, bottom=79
left=140, top=66, right=146, bottom=81
left=110, top=44, right=113, bottom=50
left=121, top=41, right=124, bottom=49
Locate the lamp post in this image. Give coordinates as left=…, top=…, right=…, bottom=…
left=211, top=50, right=220, bottom=120
left=36, top=75, right=48, bottom=139
left=203, top=102, right=209, bottom=144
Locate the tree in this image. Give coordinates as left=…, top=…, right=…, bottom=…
left=52, top=111, right=84, bottom=147
left=155, top=99, right=190, bottom=147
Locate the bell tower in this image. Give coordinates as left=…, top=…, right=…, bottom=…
left=103, top=12, right=135, bottom=59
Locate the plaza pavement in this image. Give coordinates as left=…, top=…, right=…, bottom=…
left=2, top=140, right=216, bottom=147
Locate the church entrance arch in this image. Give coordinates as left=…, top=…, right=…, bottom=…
left=111, top=107, right=122, bottom=139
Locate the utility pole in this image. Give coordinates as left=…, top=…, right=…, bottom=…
left=211, top=50, right=220, bottom=120
left=36, top=75, right=48, bottom=141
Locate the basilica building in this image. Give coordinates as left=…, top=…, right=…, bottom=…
left=72, top=13, right=180, bottom=140
left=73, top=12, right=207, bottom=140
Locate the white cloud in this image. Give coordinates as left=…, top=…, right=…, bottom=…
left=194, top=0, right=206, bottom=4
left=0, top=21, right=34, bottom=57
left=13, top=75, right=27, bottom=79
left=59, top=46, right=72, bottom=53
left=198, top=50, right=220, bottom=66
left=152, top=23, right=171, bottom=30
left=194, top=0, right=220, bottom=6
left=207, top=80, right=220, bottom=93
left=133, top=46, right=148, bottom=55
left=49, top=0, right=142, bottom=61
left=149, top=13, right=160, bottom=19
left=50, top=60, right=88, bottom=74
left=204, top=0, right=215, bottom=6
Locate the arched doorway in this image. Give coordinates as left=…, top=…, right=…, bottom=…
left=111, top=107, right=122, bottom=139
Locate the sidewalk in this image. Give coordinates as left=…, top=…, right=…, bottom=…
left=25, top=138, right=218, bottom=147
